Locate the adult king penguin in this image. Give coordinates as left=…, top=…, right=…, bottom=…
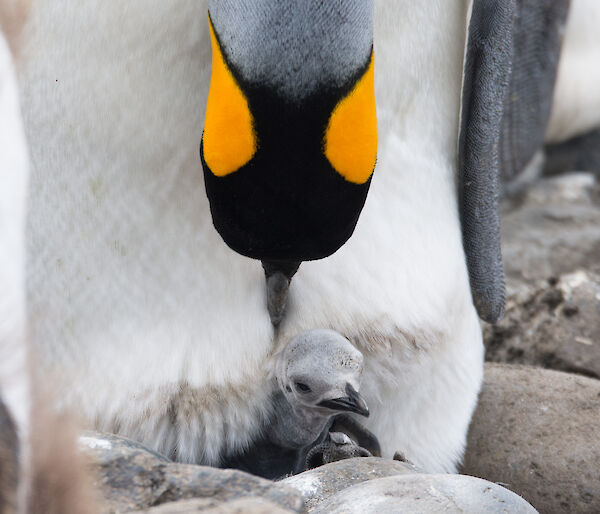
left=1, top=4, right=94, bottom=511
left=18, top=0, right=514, bottom=474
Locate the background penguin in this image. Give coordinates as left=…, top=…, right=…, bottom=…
left=221, top=329, right=377, bottom=480
left=0, top=7, right=94, bottom=511
left=546, top=0, right=600, bottom=146
left=1, top=8, right=33, bottom=509
left=543, top=0, right=600, bottom=177
left=13, top=0, right=599, bottom=476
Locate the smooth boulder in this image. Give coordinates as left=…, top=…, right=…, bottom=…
left=311, top=474, right=536, bottom=514
left=463, top=364, right=600, bottom=513
left=281, top=457, right=418, bottom=511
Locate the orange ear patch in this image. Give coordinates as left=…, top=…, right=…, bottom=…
left=324, top=51, right=377, bottom=184
left=202, top=17, right=257, bottom=177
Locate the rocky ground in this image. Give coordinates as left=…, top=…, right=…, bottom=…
left=486, top=172, right=600, bottom=379
left=79, top=172, right=600, bottom=513
left=471, top=171, right=600, bottom=513
left=80, top=432, right=536, bottom=513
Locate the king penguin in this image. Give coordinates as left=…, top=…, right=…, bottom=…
left=14, top=0, right=592, bottom=475
left=0, top=14, right=31, bottom=511
left=0, top=10, right=94, bottom=511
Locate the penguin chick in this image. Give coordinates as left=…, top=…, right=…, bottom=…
left=220, top=329, right=375, bottom=479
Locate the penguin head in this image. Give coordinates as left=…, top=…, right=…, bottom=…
left=276, top=329, right=369, bottom=417
left=201, top=1, right=377, bottom=323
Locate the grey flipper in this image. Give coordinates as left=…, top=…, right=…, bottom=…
left=459, top=0, right=515, bottom=323
left=500, top=0, right=571, bottom=187
left=305, top=431, right=371, bottom=470
left=305, top=415, right=379, bottom=470
left=330, top=413, right=381, bottom=457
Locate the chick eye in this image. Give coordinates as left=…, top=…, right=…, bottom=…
left=295, top=382, right=311, bottom=393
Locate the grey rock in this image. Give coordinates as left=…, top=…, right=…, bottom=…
left=311, top=474, right=537, bottom=514
left=141, top=497, right=291, bottom=513
left=484, top=270, right=600, bottom=378
left=463, top=364, right=600, bottom=513
left=79, top=432, right=303, bottom=513
left=500, top=173, right=600, bottom=281
left=79, top=431, right=172, bottom=464
left=490, top=172, right=600, bottom=377
left=281, top=456, right=419, bottom=512
left=516, top=172, right=597, bottom=206
left=79, top=432, right=172, bottom=512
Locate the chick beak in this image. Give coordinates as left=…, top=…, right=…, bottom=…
left=318, top=383, right=370, bottom=417
left=262, top=260, right=301, bottom=326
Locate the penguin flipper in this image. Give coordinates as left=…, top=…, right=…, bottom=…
left=305, top=432, right=372, bottom=470
left=330, top=413, right=381, bottom=457
left=459, top=0, right=515, bottom=323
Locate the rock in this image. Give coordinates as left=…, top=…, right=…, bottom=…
left=79, top=432, right=303, bottom=513
left=484, top=270, right=600, bottom=378
left=463, top=364, right=600, bottom=513
left=79, top=431, right=172, bottom=464
left=140, top=497, right=291, bottom=513
left=281, top=457, right=418, bottom=512
left=490, top=172, right=600, bottom=377
left=79, top=432, right=171, bottom=512
left=500, top=172, right=600, bottom=282
left=285, top=458, right=535, bottom=512
left=310, top=474, right=536, bottom=514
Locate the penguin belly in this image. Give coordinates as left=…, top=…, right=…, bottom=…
left=21, top=0, right=481, bottom=472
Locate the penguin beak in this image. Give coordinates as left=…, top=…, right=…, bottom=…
left=262, top=260, right=301, bottom=326
left=318, top=383, right=370, bottom=417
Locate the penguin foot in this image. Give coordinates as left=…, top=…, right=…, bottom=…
left=305, top=431, right=372, bottom=470
left=330, top=413, right=381, bottom=457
